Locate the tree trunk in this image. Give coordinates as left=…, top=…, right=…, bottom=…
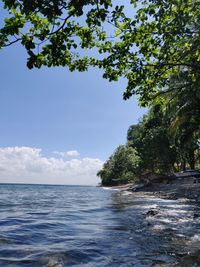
left=188, top=150, right=195, bottom=169
left=189, top=159, right=195, bottom=169
left=181, top=159, right=186, bottom=171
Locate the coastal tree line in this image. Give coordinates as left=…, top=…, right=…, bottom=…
left=98, top=98, right=200, bottom=185
left=0, top=0, right=200, bottom=185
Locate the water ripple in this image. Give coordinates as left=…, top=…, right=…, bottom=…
left=0, top=184, right=200, bottom=266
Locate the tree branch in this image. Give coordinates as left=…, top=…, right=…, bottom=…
left=3, top=38, right=22, bottom=47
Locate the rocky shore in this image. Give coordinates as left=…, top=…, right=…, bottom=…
left=105, top=174, right=200, bottom=203
left=137, top=179, right=200, bottom=203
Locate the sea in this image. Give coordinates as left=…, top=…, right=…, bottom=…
left=0, top=184, right=200, bottom=267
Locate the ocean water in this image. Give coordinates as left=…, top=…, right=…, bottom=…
left=0, top=184, right=200, bottom=267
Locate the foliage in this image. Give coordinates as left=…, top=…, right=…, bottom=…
left=160, top=69, right=200, bottom=170
left=98, top=100, right=200, bottom=185
left=127, top=104, right=177, bottom=174
left=127, top=98, right=200, bottom=174
left=1, top=1, right=200, bottom=184
left=97, top=145, right=141, bottom=186
left=1, top=0, right=200, bottom=104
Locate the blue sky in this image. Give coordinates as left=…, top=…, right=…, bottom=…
left=0, top=5, right=146, bottom=185
left=0, top=45, right=145, bottom=158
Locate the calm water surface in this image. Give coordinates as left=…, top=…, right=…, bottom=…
left=0, top=184, right=200, bottom=266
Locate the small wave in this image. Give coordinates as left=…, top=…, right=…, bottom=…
left=102, top=187, right=120, bottom=191
left=0, top=184, right=200, bottom=267
left=46, top=257, right=64, bottom=267
left=191, top=234, right=200, bottom=242
left=121, top=191, right=132, bottom=196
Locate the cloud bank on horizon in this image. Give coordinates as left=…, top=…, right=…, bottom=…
left=0, top=147, right=103, bottom=185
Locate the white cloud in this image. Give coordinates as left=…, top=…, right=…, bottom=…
left=53, top=150, right=80, bottom=158
left=0, top=147, right=103, bottom=185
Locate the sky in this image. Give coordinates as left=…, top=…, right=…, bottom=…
left=0, top=6, right=146, bottom=185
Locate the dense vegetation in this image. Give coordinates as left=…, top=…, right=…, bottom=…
left=97, top=145, right=141, bottom=186
left=1, top=1, right=200, bottom=185
left=98, top=100, right=200, bottom=186
left=1, top=1, right=200, bottom=103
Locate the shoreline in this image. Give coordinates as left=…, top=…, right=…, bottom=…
left=103, top=177, right=200, bottom=203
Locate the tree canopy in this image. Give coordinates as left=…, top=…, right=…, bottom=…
left=98, top=101, right=200, bottom=186
left=97, top=145, right=141, bottom=186
left=1, top=1, right=200, bottom=185
left=1, top=0, right=200, bottom=104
